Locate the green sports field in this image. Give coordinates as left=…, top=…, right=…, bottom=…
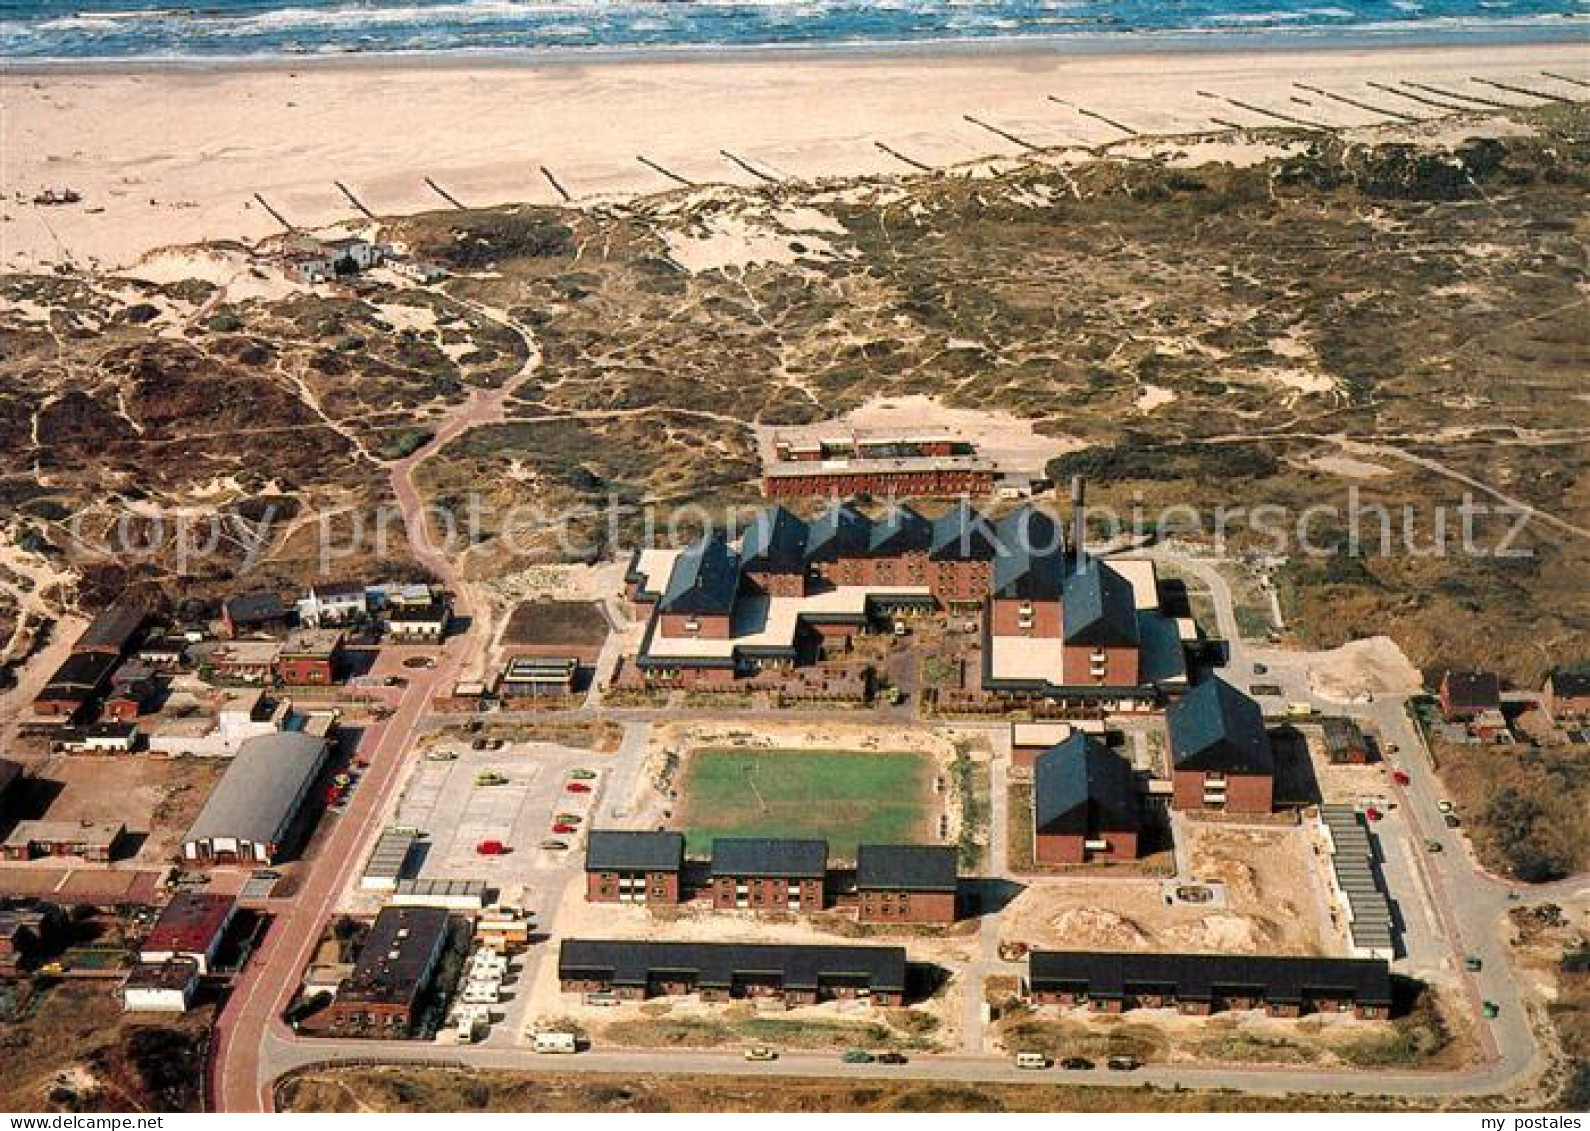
left=676, top=747, right=934, bottom=860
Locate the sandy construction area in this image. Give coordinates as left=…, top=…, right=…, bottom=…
left=1001, top=822, right=1334, bottom=957
left=4, top=41, right=1585, bottom=271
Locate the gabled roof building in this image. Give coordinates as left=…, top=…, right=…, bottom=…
left=1167, top=677, right=1274, bottom=814
left=584, top=830, right=686, bottom=905
left=1033, top=733, right=1142, bottom=864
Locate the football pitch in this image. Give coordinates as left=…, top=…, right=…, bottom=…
left=676, top=747, right=934, bottom=860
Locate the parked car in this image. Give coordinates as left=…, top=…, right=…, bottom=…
left=1438, top=800, right=1456, bottom=814
left=1482, top=1001, right=1500, bottom=1019
left=476, top=839, right=508, bottom=855
left=1444, top=813, right=1461, bottom=828
left=1391, top=770, right=1411, bottom=787
left=570, top=769, right=598, bottom=780
left=841, top=1049, right=875, bottom=1064
left=1060, top=1057, right=1095, bottom=1071
left=1106, top=1056, right=1141, bottom=1072
left=744, top=1047, right=778, bottom=1062
left=1364, top=806, right=1383, bottom=822
left=1425, top=839, right=1444, bottom=853
left=552, top=823, right=577, bottom=835
left=1014, top=1052, right=1050, bottom=1070
left=554, top=813, right=582, bottom=824
left=876, top=1052, right=908, bottom=1065
left=566, top=782, right=592, bottom=793
left=1465, top=955, right=1483, bottom=972
left=539, top=839, right=569, bottom=851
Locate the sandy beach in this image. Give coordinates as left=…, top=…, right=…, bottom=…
left=3, top=40, right=1586, bottom=271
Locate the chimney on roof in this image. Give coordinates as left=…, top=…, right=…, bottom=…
left=1071, top=475, right=1086, bottom=575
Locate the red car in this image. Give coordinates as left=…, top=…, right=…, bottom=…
left=552, top=823, right=577, bottom=834
left=1391, top=770, right=1411, bottom=787
left=565, top=782, right=592, bottom=794
left=476, top=839, right=508, bottom=855
left=1364, top=807, right=1383, bottom=822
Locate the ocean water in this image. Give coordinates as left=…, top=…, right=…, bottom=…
left=2, top=0, right=1586, bottom=63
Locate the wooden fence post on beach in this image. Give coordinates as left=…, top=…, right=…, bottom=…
left=540, top=166, right=572, bottom=203
left=333, top=180, right=376, bottom=220
left=251, top=193, right=295, bottom=232
left=423, top=177, right=466, bottom=210
left=636, top=155, right=695, bottom=188
left=1047, top=95, right=1139, bottom=138
left=719, top=150, right=781, bottom=186
left=873, top=141, right=935, bottom=174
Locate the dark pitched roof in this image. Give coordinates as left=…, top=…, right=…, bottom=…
left=224, top=591, right=286, bottom=625
left=659, top=533, right=741, bottom=616
left=855, top=844, right=958, bottom=892
left=585, top=830, right=685, bottom=874
left=710, top=837, right=828, bottom=879
left=992, top=538, right=1065, bottom=602
left=1062, top=557, right=1140, bottom=647
left=805, top=502, right=872, bottom=562
left=994, top=505, right=1064, bottom=561
left=741, top=507, right=809, bottom=573
left=1167, top=677, right=1274, bottom=775
left=1441, top=670, right=1500, bottom=710
left=1028, top=950, right=1392, bottom=1008
left=866, top=504, right=931, bottom=557
left=559, top=939, right=907, bottom=995
left=1034, top=733, right=1141, bottom=836
left=74, top=598, right=146, bottom=654
left=1547, top=670, right=1590, bottom=699
left=40, top=651, right=119, bottom=695
left=928, top=502, right=998, bottom=562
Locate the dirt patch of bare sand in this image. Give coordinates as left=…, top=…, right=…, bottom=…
left=1306, top=636, right=1424, bottom=704
left=1001, top=822, right=1329, bottom=956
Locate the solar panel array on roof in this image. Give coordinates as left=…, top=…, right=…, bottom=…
left=1321, top=804, right=1396, bottom=957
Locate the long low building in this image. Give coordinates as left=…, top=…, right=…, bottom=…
left=558, top=939, right=909, bottom=1007
left=1028, top=950, right=1393, bottom=1019
left=181, top=731, right=330, bottom=866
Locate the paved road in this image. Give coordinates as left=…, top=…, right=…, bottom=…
left=260, top=1024, right=1545, bottom=1105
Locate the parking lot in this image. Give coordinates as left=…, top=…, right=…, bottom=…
left=392, top=741, right=602, bottom=910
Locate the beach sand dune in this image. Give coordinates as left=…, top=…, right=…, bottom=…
left=2, top=42, right=1584, bottom=271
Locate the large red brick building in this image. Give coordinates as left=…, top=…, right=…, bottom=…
left=559, top=939, right=908, bottom=1007
left=854, top=844, right=959, bottom=924
left=710, top=838, right=827, bottom=912
left=584, top=830, right=684, bottom=905
left=324, top=906, right=452, bottom=1038
left=1032, top=734, right=1142, bottom=865
left=630, top=496, right=1186, bottom=704
left=1167, top=678, right=1275, bottom=815
left=1027, top=951, right=1393, bottom=1020
left=762, top=431, right=998, bottom=500
left=275, top=629, right=343, bottom=686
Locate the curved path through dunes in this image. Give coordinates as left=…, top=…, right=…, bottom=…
left=211, top=293, right=540, bottom=1112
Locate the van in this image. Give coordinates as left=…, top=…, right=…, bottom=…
left=533, top=1031, right=579, bottom=1054
left=1014, top=1051, right=1049, bottom=1070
